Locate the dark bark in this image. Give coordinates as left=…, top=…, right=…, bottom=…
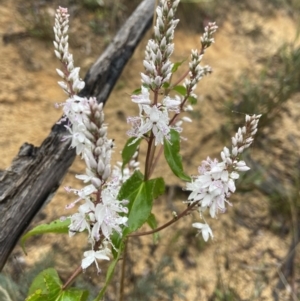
left=0, top=0, right=155, bottom=271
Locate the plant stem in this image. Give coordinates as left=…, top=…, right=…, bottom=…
left=144, top=132, right=155, bottom=180
left=149, top=144, right=164, bottom=178
left=62, top=265, right=82, bottom=290
left=145, top=89, right=159, bottom=180
left=128, top=202, right=198, bottom=237
left=171, top=69, right=189, bottom=88
left=118, top=239, right=128, bottom=301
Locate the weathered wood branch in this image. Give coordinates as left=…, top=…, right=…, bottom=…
left=0, top=0, right=155, bottom=271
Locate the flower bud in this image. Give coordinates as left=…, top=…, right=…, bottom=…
left=96, top=138, right=104, bottom=146
left=102, top=164, right=111, bottom=181
left=97, top=159, right=105, bottom=175
left=91, top=177, right=101, bottom=189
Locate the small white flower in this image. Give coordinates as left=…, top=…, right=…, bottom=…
left=235, top=161, right=250, bottom=171
left=192, top=222, right=213, bottom=241
left=76, top=168, right=96, bottom=183
left=131, top=86, right=151, bottom=105
left=127, top=102, right=172, bottom=145
left=182, top=116, right=192, bottom=123
left=145, top=105, right=170, bottom=143
left=92, top=188, right=128, bottom=242
left=163, top=96, right=181, bottom=113
left=80, top=184, right=97, bottom=197
left=64, top=123, right=89, bottom=156
left=68, top=199, right=96, bottom=236
left=81, top=248, right=111, bottom=273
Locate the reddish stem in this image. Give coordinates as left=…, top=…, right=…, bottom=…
left=128, top=202, right=198, bottom=237
left=62, top=265, right=82, bottom=290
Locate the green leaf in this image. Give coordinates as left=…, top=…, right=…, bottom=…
left=44, top=272, right=62, bottom=301
left=26, top=268, right=88, bottom=301
left=147, top=213, right=159, bottom=243
left=128, top=178, right=164, bottom=235
left=162, top=82, right=170, bottom=89
left=171, top=59, right=186, bottom=73
left=21, top=219, right=71, bottom=254
left=121, top=137, right=142, bottom=170
left=27, top=289, right=89, bottom=301
left=25, top=290, right=45, bottom=301
left=94, top=245, right=124, bottom=301
left=164, top=129, right=191, bottom=182
left=147, top=213, right=157, bottom=229
left=173, top=85, right=187, bottom=96
left=148, top=177, right=165, bottom=200
left=188, top=95, right=197, bottom=105
left=27, top=268, right=61, bottom=297
left=118, top=171, right=165, bottom=236
left=132, top=87, right=142, bottom=95
left=57, top=289, right=89, bottom=301
left=117, top=170, right=144, bottom=202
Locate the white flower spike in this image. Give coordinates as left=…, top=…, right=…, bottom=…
left=187, top=114, right=261, bottom=240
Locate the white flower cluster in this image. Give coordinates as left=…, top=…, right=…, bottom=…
left=141, top=0, right=179, bottom=89
left=127, top=0, right=218, bottom=146
left=54, top=7, right=128, bottom=273
left=127, top=86, right=182, bottom=145
left=184, top=50, right=212, bottom=101
left=127, top=1, right=182, bottom=144
left=53, top=7, right=85, bottom=96
left=184, top=22, right=218, bottom=100
left=201, top=22, right=218, bottom=49
left=186, top=114, right=261, bottom=241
